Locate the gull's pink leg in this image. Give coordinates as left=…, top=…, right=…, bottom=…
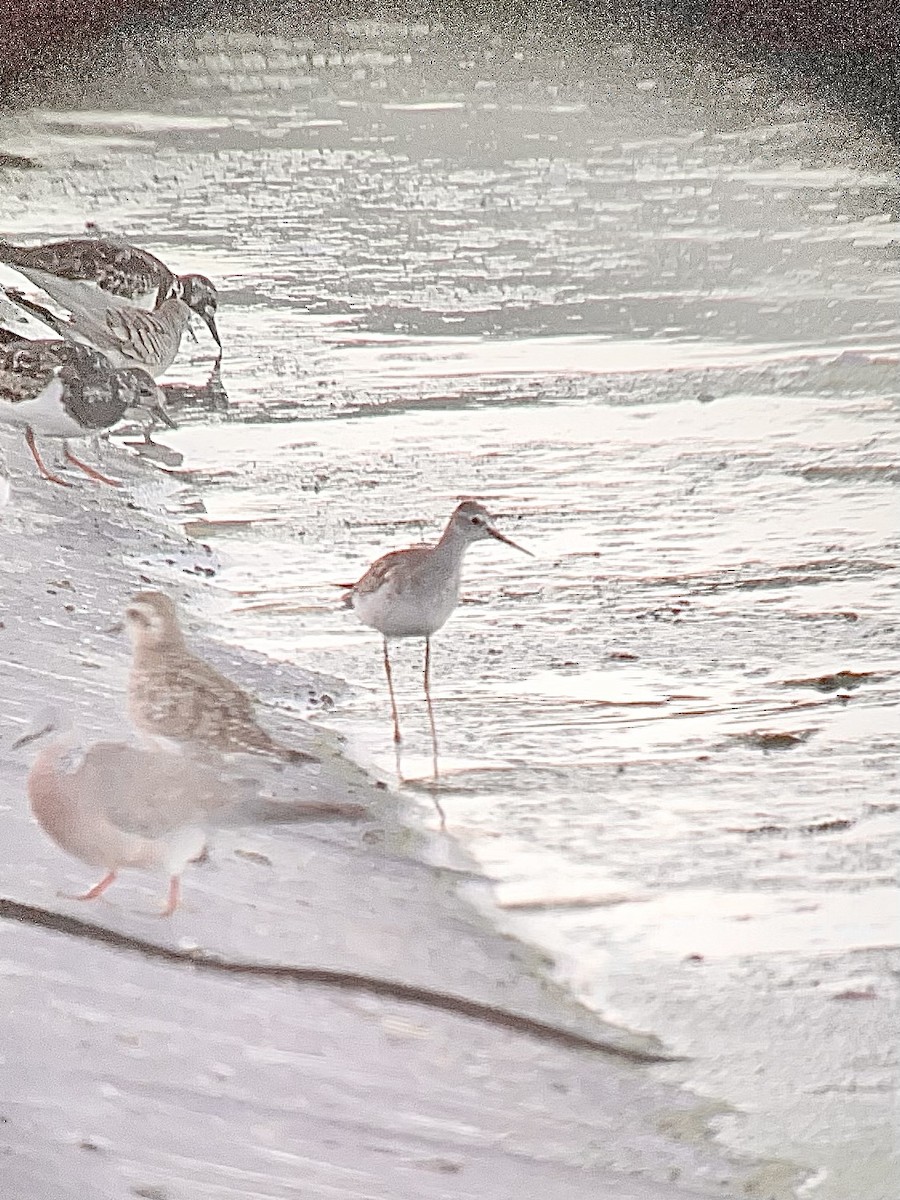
left=61, top=870, right=117, bottom=901
left=160, top=876, right=181, bottom=917
left=25, top=428, right=72, bottom=487
left=64, top=443, right=122, bottom=487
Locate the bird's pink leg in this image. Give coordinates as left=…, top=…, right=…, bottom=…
left=63, top=443, right=122, bottom=487
left=25, top=427, right=72, bottom=487
left=61, top=870, right=118, bottom=901
left=383, top=638, right=402, bottom=745
left=160, top=876, right=181, bottom=918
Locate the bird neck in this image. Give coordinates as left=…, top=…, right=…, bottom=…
left=431, top=520, right=470, bottom=571
left=131, top=629, right=186, bottom=664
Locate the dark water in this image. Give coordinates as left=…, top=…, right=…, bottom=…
left=1, top=18, right=898, bottom=1197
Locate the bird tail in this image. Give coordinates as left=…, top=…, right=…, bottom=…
left=331, top=583, right=355, bottom=609
left=3, top=288, right=69, bottom=338
left=276, top=745, right=319, bottom=765
left=240, top=724, right=318, bottom=765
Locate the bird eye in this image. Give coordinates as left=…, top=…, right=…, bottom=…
left=471, top=516, right=483, bottom=526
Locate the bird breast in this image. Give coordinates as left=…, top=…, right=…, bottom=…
left=352, top=566, right=462, bottom=638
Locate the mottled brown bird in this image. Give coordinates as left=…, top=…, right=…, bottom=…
left=0, top=235, right=221, bottom=350
left=125, top=591, right=318, bottom=764
left=7, top=276, right=193, bottom=377
left=0, top=329, right=168, bottom=486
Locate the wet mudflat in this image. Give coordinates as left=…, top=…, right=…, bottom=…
left=1, top=12, right=899, bottom=1199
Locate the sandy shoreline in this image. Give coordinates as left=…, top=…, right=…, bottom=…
left=0, top=439, right=802, bottom=1197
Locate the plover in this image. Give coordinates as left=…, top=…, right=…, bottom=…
left=0, top=331, right=169, bottom=485
left=13, top=712, right=256, bottom=916
left=6, top=278, right=193, bottom=377
left=341, top=499, right=532, bottom=791
left=0, top=236, right=221, bottom=351
left=125, top=590, right=319, bottom=764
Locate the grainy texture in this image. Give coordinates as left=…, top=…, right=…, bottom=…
left=0, top=453, right=772, bottom=1198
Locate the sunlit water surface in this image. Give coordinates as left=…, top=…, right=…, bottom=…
left=2, top=19, right=899, bottom=1197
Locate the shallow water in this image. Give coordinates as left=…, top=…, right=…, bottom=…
left=2, top=16, right=899, bottom=1196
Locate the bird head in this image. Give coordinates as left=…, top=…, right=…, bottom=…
left=177, top=274, right=221, bottom=352
left=124, top=591, right=186, bottom=650
left=449, top=499, right=533, bottom=555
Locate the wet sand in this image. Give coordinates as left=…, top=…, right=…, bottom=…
left=0, top=451, right=797, bottom=1197
left=2, top=15, right=899, bottom=1197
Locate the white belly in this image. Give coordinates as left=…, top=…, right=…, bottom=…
left=353, top=575, right=461, bottom=638
left=0, top=377, right=83, bottom=437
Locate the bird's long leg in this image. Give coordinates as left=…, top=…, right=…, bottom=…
left=383, top=638, right=402, bottom=744
left=25, top=427, right=72, bottom=487
left=424, top=637, right=439, bottom=779
left=383, top=638, right=404, bottom=782
left=424, top=637, right=446, bottom=829
left=63, top=442, right=122, bottom=487
left=160, top=875, right=181, bottom=917
left=60, top=870, right=117, bottom=901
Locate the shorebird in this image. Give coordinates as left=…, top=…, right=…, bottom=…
left=341, top=499, right=533, bottom=791
left=0, top=331, right=170, bottom=486
left=0, top=236, right=221, bottom=351
left=5, top=279, right=193, bottom=377
left=125, top=590, right=319, bottom=764
left=12, top=712, right=255, bottom=915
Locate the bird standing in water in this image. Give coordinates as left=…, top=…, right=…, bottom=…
left=341, top=499, right=532, bottom=804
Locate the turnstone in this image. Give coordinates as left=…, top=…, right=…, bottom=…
left=0, top=236, right=221, bottom=351
left=340, top=499, right=532, bottom=789
left=13, top=712, right=255, bottom=916
left=125, top=591, right=319, bottom=764
left=5, top=278, right=193, bottom=377
left=0, top=331, right=169, bottom=486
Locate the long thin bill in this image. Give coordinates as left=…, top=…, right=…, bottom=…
left=487, top=525, right=534, bottom=556
left=204, top=312, right=223, bottom=350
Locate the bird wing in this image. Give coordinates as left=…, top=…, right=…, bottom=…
left=0, top=337, right=128, bottom=428
left=0, top=338, right=59, bottom=404
left=78, top=743, right=242, bottom=835
left=351, top=544, right=433, bottom=598
left=0, top=238, right=172, bottom=306
left=5, top=270, right=188, bottom=371
left=136, top=650, right=260, bottom=739
left=103, top=301, right=187, bottom=370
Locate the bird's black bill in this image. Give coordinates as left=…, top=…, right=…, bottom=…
left=487, top=526, right=534, bottom=556
left=151, top=400, right=177, bottom=430
left=204, top=311, right=222, bottom=351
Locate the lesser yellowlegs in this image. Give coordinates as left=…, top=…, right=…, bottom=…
left=341, top=499, right=532, bottom=800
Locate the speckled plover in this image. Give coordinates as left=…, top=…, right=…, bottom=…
left=125, top=591, right=319, bottom=764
